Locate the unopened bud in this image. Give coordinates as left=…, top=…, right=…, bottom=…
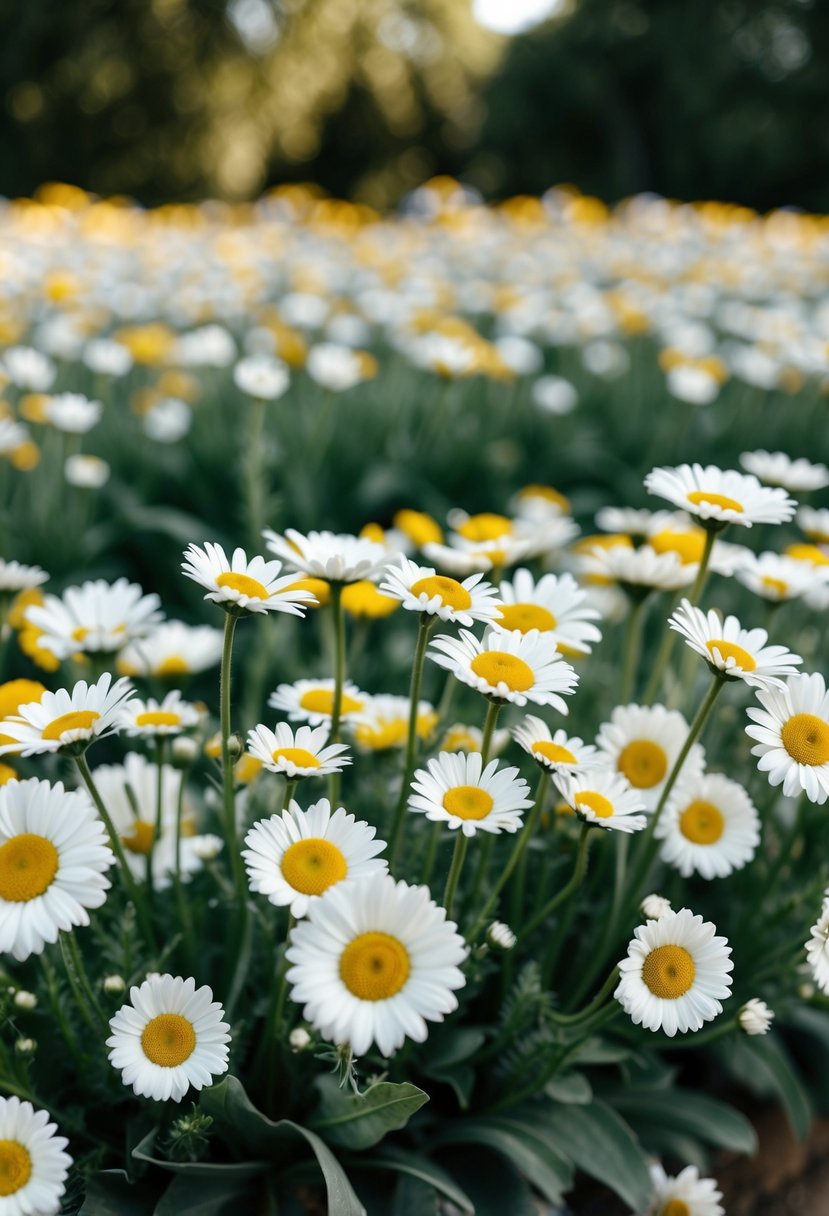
left=13, top=990, right=37, bottom=1011
left=738, top=998, right=774, bottom=1036
left=171, top=736, right=199, bottom=768
left=102, top=974, right=126, bottom=995
left=289, top=1028, right=312, bottom=1053
left=192, top=834, right=223, bottom=862
left=640, top=893, right=672, bottom=921
left=15, top=1038, right=36, bottom=1056
left=487, top=921, right=517, bottom=951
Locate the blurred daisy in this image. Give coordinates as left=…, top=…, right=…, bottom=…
left=340, top=579, right=399, bottom=619
left=669, top=600, right=803, bottom=689
left=595, top=506, right=654, bottom=538
left=595, top=703, right=705, bottom=812
left=739, top=998, right=775, bottom=1036
left=83, top=337, right=133, bottom=377
left=645, top=463, right=796, bottom=529
left=666, top=363, right=720, bottom=405
left=513, top=715, right=601, bottom=775
left=0, top=777, right=113, bottom=960
left=740, top=450, right=829, bottom=493
left=0, top=560, right=48, bottom=595
left=798, top=505, right=829, bottom=545
left=495, top=569, right=602, bottom=654
left=119, top=690, right=200, bottom=738
left=306, top=343, right=374, bottom=391
left=806, top=897, right=829, bottom=993
left=647, top=1163, right=724, bottom=1216
left=746, top=672, right=829, bottom=803
left=246, top=722, right=351, bottom=778
left=393, top=508, right=444, bottom=550
left=0, top=679, right=46, bottom=753
left=555, top=769, right=647, bottom=833
left=531, top=374, right=577, bottom=414
left=646, top=512, right=752, bottom=577
left=24, top=577, right=162, bottom=659
left=233, top=354, right=289, bottom=400
left=269, top=678, right=368, bottom=726
left=107, top=974, right=231, bottom=1102
left=581, top=543, right=693, bottom=593
left=439, top=722, right=510, bottom=756
left=656, top=772, right=760, bottom=879
left=352, top=695, right=437, bottom=752
left=408, top=751, right=532, bottom=837
left=736, top=551, right=825, bottom=603
left=43, top=392, right=102, bottom=434
left=144, top=398, right=191, bottom=444
left=286, top=873, right=467, bottom=1057
left=243, top=799, right=386, bottom=917
left=0, top=418, right=30, bottom=455
left=263, top=528, right=391, bottom=583
left=429, top=628, right=578, bottom=711
left=117, top=621, right=224, bottom=679
left=0, top=1095, right=72, bottom=1216
left=182, top=542, right=315, bottom=616
left=379, top=556, right=500, bottom=626
left=3, top=346, right=55, bottom=392
left=615, top=907, right=733, bottom=1036
left=0, top=674, right=135, bottom=757
left=64, top=453, right=110, bottom=488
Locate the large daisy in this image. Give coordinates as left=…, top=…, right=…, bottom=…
left=644, top=463, right=796, bottom=529
left=494, top=570, right=602, bottom=654
left=117, top=621, right=224, bottom=679
left=595, top=703, right=705, bottom=812
left=107, top=974, right=231, bottom=1102
left=746, top=672, right=829, bottom=804
left=408, top=751, right=533, bottom=836
left=647, top=1163, right=724, bottom=1216
left=268, top=678, right=369, bottom=727
left=656, top=772, right=760, bottom=879
left=247, top=722, right=351, bottom=778
left=0, top=777, right=114, bottom=960
left=0, top=560, right=48, bottom=595
left=512, top=715, right=601, bottom=775
left=668, top=600, right=803, bottom=689
left=0, top=1096, right=72, bottom=1216
left=24, top=577, right=162, bottom=659
left=286, top=873, right=467, bottom=1056
left=0, top=674, right=136, bottom=757
left=428, top=628, right=578, bottom=711
left=379, top=556, right=501, bottom=626
left=615, top=907, right=733, bottom=1036
left=182, top=542, right=315, bottom=615
left=555, top=769, right=647, bottom=833
left=262, top=528, right=391, bottom=584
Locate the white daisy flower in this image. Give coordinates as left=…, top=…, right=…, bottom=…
left=495, top=570, right=602, bottom=654
left=656, top=772, right=760, bottom=879
left=119, top=690, right=201, bottom=737
left=740, top=449, right=829, bottom=493
left=24, top=578, right=162, bottom=659
left=644, top=463, right=796, bottom=528
left=531, top=374, right=578, bottom=414
left=737, top=551, right=826, bottom=602
left=798, top=505, right=829, bottom=545
left=182, top=542, right=315, bottom=615
left=0, top=560, right=48, bottom=594
left=512, top=714, right=601, bottom=774
left=669, top=599, right=803, bottom=689
left=806, top=898, right=829, bottom=993
left=144, top=397, right=191, bottom=444
left=0, top=418, right=30, bottom=454
left=3, top=346, right=55, bottom=392
left=581, top=543, right=694, bottom=592
left=0, top=674, right=136, bottom=757
left=420, top=541, right=506, bottom=576
left=509, top=484, right=571, bottom=523
left=65, top=453, right=110, bottom=488
left=739, top=998, right=775, bottom=1036
left=0, top=777, right=114, bottom=960
left=595, top=506, right=655, bottom=537
left=428, top=628, right=578, bottom=712
left=408, top=751, right=533, bottom=837
left=666, top=363, right=720, bottom=405
left=117, top=621, right=224, bottom=679
left=286, top=873, right=467, bottom=1057
left=615, top=907, right=733, bottom=1036
left=306, top=343, right=370, bottom=392
left=0, top=1096, right=72, bottom=1216
left=43, top=392, right=102, bottom=434
left=555, top=769, right=647, bottom=833
left=640, top=893, right=672, bottom=921
left=268, top=678, right=368, bottom=726
left=746, top=672, right=829, bottom=804
left=246, top=722, right=351, bottom=778
left=645, top=512, right=753, bottom=576
left=352, top=695, right=438, bottom=752
left=107, top=974, right=231, bottom=1102
left=647, top=1162, right=724, bottom=1216
left=378, top=556, right=501, bottom=626
left=233, top=355, right=290, bottom=400
left=83, top=337, right=133, bottom=377
left=243, top=799, right=387, bottom=917
left=595, top=703, right=705, bottom=812
left=263, top=528, right=391, bottom=584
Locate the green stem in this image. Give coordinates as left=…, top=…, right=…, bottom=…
left=59, top=932, right=108, bottom=1033
left=327, top=583, right=346, bottom=805
left=388, top=615, right=435, bottom=867
left=522, top=824, right=593, bottom=937
left=567, top=834, right=628, bottom=1008
left=38, top=954, right=81, bottom=1065
left=147, top=737, right=165, bottom=892
left=620, top=597, right=647, bottom=704
left=553, top=967, right=620, bottom=1024
left=219, top=613, right=246, bottom=905
left=245, top=396, right=268, bottom=547
left=644, top=529, right=718, bottom=706
left=442, top=833, right=468, bottom=918
left=480, top=700, right=501, bottom=764
left=419, top=821, right=442, bottom=887
left=173, top=771, right=196, bottom=976
left=264, top=914, right=295, bottom=1109
left=282, top=777, right=299, bottom=812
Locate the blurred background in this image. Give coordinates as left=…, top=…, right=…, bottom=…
left=2, top=0, right=828, bottom=209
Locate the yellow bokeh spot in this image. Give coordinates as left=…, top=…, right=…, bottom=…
left=286, top=577, right=330, bottom=608
left=341, top=580, right=398, bottom=619
left=457, top=513, right=512, bottom=542
left=393, top=509, right=443, bottom=547
left=339, top=932, right=410, bottom=1001
left=517, top=484, right=570, bottom=513
left=155, top=655, right=191, bottom=676
left=649, top=529, right=707, bottom=565
left=121, top=821, right=155, bottom=856
left=10, top=442, right=40, bottom=471
left=785, top=544, right=829, bottom=567
left=281, top=837, right=347, bottom=895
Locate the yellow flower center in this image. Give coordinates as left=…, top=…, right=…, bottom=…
left=687, top=490, right=743, bottom=514
left=286, top=577, right=330, bottom=607
left=679, top=800, right=725, bottom=844
left=339, top=931, right=411, bottom=1000
left=121, top=821, right=155, bottom=856
left=72, top=626, right=89, bottom=642
left=0, top=1140, right=32, bottom=1197
left=0, top=764, right=17, bottom=786
left=0, top=833, right=59, bottom=901
left=617, top=740, right=667, bottom=788
left=215, top=571, right=269, bottom=600
left=661, top=1201, right=691, bottom=1216
left=533, top=740, right=577, bottom=765
left=355, top=719, right=407, bottom=750
left=457, top=513, right=512, bottom=542
left=409, top=575, right=472, bottom=611
left=299, top=689, right=364, bottom=717
left=786, top=543, right=829, bottom=567
left=575, top=791, right=614, bottom=819
left=135, top=711, right=181, bottom=728
left=141, top=1013, right=197, bottom=1067
left=271, top=746, right=320, bottom=770
left=761, top=576, right=788, bottom=597
left=0, top=679, right=46, bottom=719
left=705, top=639, right=757, bottom=671
left=156, top=655, right=190, bottom=676
left=281, top=837, right=347, bottom=895
left=393, top=509, right=443, bottom=547
left=641, top=944, right=696, bottom=999
left=41, top=709, right=101, bottom=741
left=518, top=484, right=570, bottom=512
left=470, top=651, right=534, bottom=693
left=341, top=580, right=398, bottom=618
left=443, top=785, right=494, bottom=820
left=781, top=713, right=829, bottom=766
left=649, top=529, right=706, bottom=565
left=497, top=603, right=557, bottom=633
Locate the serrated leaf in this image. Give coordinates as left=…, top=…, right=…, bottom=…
left=360, top=1146, right=474, bottom=1213
left=731, top=1034, right=811, bottom=1142
left=433, top=1117, right=571, bottom=1203
left=612, top=1089, right=757, bottom=1155
left=545, top=1071, right=592, bottom=1104
left=536, top=1099, right=652, bottom=1209
left=311, top=1076, right=429, bottom=1149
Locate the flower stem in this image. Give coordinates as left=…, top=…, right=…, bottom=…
left=480, top=700, right=501, bottom=764
left=419, top=821, right=442, bottom=888
left=282, top=777, right=299, bottom=812
left=219, top=613, right=246, bottom=904
left=442, top=833, right=468, bottom=918
left=620, top=596, right=647, bottom=704
left=173, top=770, right=196, bottom=976
left=59, top=932, right=108, bottom=1033
left=388, top=614, right=435, bottom=867
left=327, top=582, right=346, bottom=804
left=522, top=823, right=593, bottom=937
left=147, top=737, right=165, bottom=892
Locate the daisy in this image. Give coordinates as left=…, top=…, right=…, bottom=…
left=182, top=542, right=315, bottom=616
left=3, top=346, right=55, bottom=392
left=798, top=505, right=829, bottom=545
left=647, top=1163, right=724, bottom=1216
left=0, top=674, right=136, bottom=757
left=107, top=974, right=231, bottom=1102
left=644, top=463, right=796, bottom=529
left=24, top=578, right=162, bottom=659
left=512, top=715, right=601, bottom=774
left=286, top=873, right=467, bottom=1057
left=806, top=897, right=829, bottom=993
left=555, top=769, right=647, bottom=833
left=0, top=1096, right=72, bottom=1216
left=262, top=528, right=391, bottom=584
left=43, top=392, right=102, bottom=434
left=408, top=751, right=533, bottom=837
left=379, top=556, right=501, bottom=626
left=615, top=906, right=733, bottom=1036
left=268, top=678, right=368, bottom=726
left=233, top=354, right=290, bottom=400
left=243, top=799, right=387, bottom=917
left=117, top=621, right=224, bottom=678
left=352, top=695, right=437, bottom=752
left=428, top=628, right=578, bottom=712
left=509, top=484, right=571, bottom=522
left=65, top=453, right=110, bottom=488
left=0, top=777, right=114, bottom=960
left=439, top=722, right=511, bottom=757
left=595, top=703, right=705, bottom=812
left=656, top=772, right=760, bottom=879
left=0, top=560, right=48, bottom=594
left=420, top=541, right=508, bottom=576
left=746, top=672, right=829, bottom=803
left=246, top=722, right=351, bottom=778
left=119, top=690, right=201, bottom=738
left=392, top=508, right=444, bottom=550
left=646, top=512, right=752, bottom=576
left=736, top=551, right=825, bottom=602
left=494, top=569, right=602, bottom=655
left=739, top=450, right=829, bottom=493
left=669, top=599, right=803, bottom=689
left=0, top=418, right=31, bottom=455
left=595, top=506, right=654, bottom=538
left=340, top=580, right=399, bottom=620
left=581, top=543, right=693, bottom=593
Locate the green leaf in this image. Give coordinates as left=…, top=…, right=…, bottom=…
left=153, top=1175, right=255, bottom=1215
left=421, top=1027, right=486, bottom=1069
left=612, top=1089, right=757, bottom=1155
left=731, top=1034, right=811, bottom=1142
left=80, top=1170, right=162, bottom=1215
left=565, top=1036, right=632, bottom=1066
left=545, top=1071, right=593, bottom=1104
left=132, top=1132, right=266, bottom=1181
left=433, top=1116, right=571, bottom=1203
left=536, top=1099, right=652, bottom=1209
left=393, top=1175, right=438, bottom=1216
left=444, top=1148, right=536, bottom=1216
left=359, top=1147, right=474, bottom=1213
left=311, top=1076, right=429, bottom=1149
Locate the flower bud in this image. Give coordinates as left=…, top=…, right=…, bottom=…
left=15, top=1038, right=36, bottom=1056
left=171, top=735, right=199, bottom=768
left=640, top=893, right=672, bottom=921
left=103, top=974, right=126, bottom=995
left=738, top=998, right=774, bottom=1036
left=289, top=1027, right=312, bottom=1053
left=13, top=990, right=37, bottom=1011
left=487, top=921, right=517, bottom=951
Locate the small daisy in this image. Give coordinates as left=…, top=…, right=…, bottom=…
left=644, top=463, right=796, bottom=529
left=647, top=1162, right=724, bottom=1216
left=379, top=556, right=501, bottom=626
left=615, top=907, right=733, bottom=1036
left=656, top=772, right=760, bottom=879
left=0, top=560, right=48, bottom=595
left=117, top=621, right=224, bottom=679
left=408, top=751, right=533, bottom=837
left=739, top=998, right=775, bottom=1036
left=233, top=354, right=290, bottom=400
left=24, top=577, right=162, bottom=659
left=669, top=599, right=803, bottom=689
left=641, top=893, right=672, bottom=921
left=352, top=695, right=437, bottom=752
left=286, top=873, right=467, bottom=1057
left=268, top=678, right=368, bottom=726
left=555, top=769, right=647, bottom=833
left=746, top=672, right=829, bottom=804
left=805, top=897, right=829, bottom=993
left=0, top=777, right=114, bottom=960
left=246, top=722, right=351, bottom=778
left=439, top=722, right=511, bottom=756
left=0, top=674, right=136, bottom=757
left=43, top=392, right=102, bottom=434
left=262, top=528, right=391, bottom=584
left=119, top=690, right=201, bottom=738
left=495, top=570, right=602, bottom=654
left=107, top=974, right=231, bottom=1102
left=512, top=715, right=601, bottom=774
left=736, top=551, right=825, bottom=602
left=740, top=449, right=829, bottom=493
left=420, top=541, right=506, bottom=576
left=798, top=505, right=829, bottom=545
left=243, top=799, right=387, bottom=917
left=595, top=506, right=655, bottom=538
left=428, top=628, right=578, bottom=712
left=595, top=703, right=705, bottom=812
left=182, top=542, right=315, bottom=616
left=646, top=512, right=752, bottom=576
left=0, top=1096, right=72, bottom=1216
left=581, top=543, right=693, bottom=593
